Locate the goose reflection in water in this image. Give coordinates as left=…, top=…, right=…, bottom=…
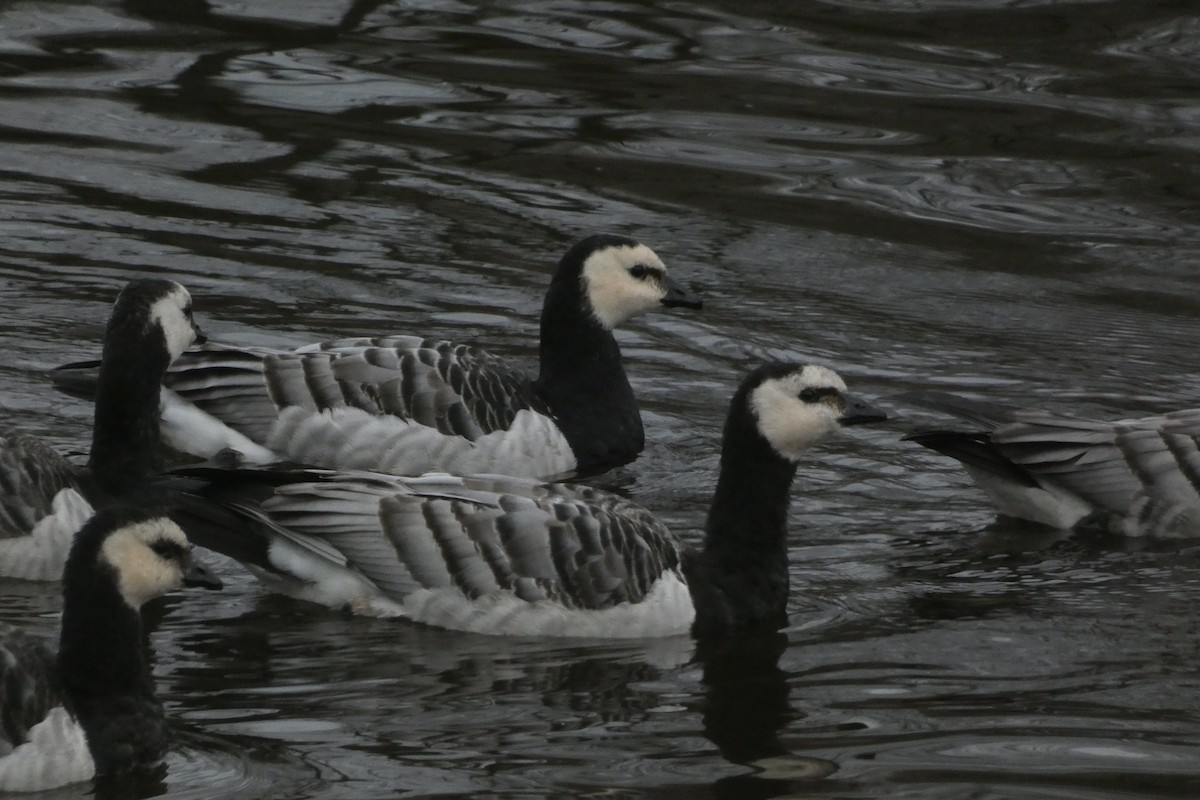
left=696, top=632, right=838, bottom=799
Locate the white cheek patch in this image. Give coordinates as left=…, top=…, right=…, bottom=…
left=99, top=519, right=189, bottom=608
left=149, top=284, right=196, bottom=360
left=750, top=367, right=847, bottom=461
left=582, top=243, right=670, bottom=329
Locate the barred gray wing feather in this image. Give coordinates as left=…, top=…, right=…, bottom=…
left=300, top=336, right=547, bottom=438
left=0, top=431, right=79, bottom=539
left=260, top=473, right=685, bottom=610
left=128, top=335, right=570, bottom=478
left=990, top=409, right=1200, bottom=535
left=993, top=411, right=1200, bottom=506
left=168, top=337, right=548, bottom=445
left=0, top=626, right=57, bottom=752
left=164, top=344, right=284, bottom=444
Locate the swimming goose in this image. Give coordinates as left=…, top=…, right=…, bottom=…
left=0, top=505, right=220, bottom=792
left=901, top=390, right=1200, bottom=538
left=55, top=234, right=701, bottom=479
left=168, top=363, right=886, bottom=638
left=0, top=279, right=204, bottom=580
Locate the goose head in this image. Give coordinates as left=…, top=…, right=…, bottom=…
left=107, top=278, right=206, bottom=363
left=67, top=506, right=221, bottom=610
left=566, top=234, right=701, bottom=329
left=746, top=363, right=887, bottom=461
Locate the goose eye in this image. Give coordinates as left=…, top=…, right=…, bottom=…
left=798, top=388, right=821, bottom=403
left=150, top=540, right=185, bottom=561
left=628, top=264, right=650, bottom=279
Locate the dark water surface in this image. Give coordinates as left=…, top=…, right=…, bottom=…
left=2, top=1, right=1200, bottom=797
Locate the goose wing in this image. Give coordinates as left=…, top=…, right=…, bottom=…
left=993, top=408, right=1200, bottom=534
left=0, top=431, right=80, bottom=538
left=906, top=394, right=1200, bottom=536
left=256, top=471, right=685, bottom=612
left=0, top=626, right=57, bottom=751
left=165, top=336, right=547, bottom=443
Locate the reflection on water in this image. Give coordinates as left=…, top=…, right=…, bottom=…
left=2, top=0, right=1200, bottom=797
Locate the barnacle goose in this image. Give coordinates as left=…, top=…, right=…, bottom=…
left=902, top=390, right=1200, bottom=538
left=0, top=279, right=204, bottom=580
left=55, top=234, right=701, bottom=480
left=168, top=363, right=885, bottom=638
left=0, top=505, right=220, bottom=791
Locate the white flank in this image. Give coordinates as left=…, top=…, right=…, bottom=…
left=0, top=489, right=92, bottom=581
left=267, top=406, right=577, bottom=479
left=965, top=466, right=1094, bottom=529
left=0, top=707, right=95, bottom=792
left=160, top=388, right=277, bottom=463
left=396, top=571, right=696, bottom=638
left=255, top=537, right=406, bottom=617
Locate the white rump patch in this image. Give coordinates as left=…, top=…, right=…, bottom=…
left=751, top=365, right=848, bottom=461
left=0, top=489, right=92, bottom=582
left=160, top=388, right=278, bottom=463
left=396, top=571, right=696, bottom=638
left=0, top=707, right=95, bottom=792
left=268, top=406, right=577, bottom=479
left=581, top=243, right=670, bottom=329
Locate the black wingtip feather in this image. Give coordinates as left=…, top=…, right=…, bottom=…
left=905, top=429, right=1040, bottom=488
left=49, top=359, right=102, bottom=401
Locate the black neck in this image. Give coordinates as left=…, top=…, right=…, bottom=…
left=58, top=571, right=148, bottom=701
left=534, top=277, right=642, bottom=473
left=57, top=566, right=164, bottom=771
left=87, top=338, right=167, bottom=499
left=686, top=419, right=798, bottom=637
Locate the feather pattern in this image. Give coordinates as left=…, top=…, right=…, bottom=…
left=269, top=473, right=683, bottom=623
left=0, top=432, right=84, bottom=540
left=0, top=627, right=59, bottom=756
left=904, top=392, right=1200, bottom=537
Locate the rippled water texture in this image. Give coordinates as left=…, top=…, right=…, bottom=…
left=2, top=1, right=1200, bottom=798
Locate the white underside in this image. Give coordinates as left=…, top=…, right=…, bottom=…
left=267, top=406, right=577, bottom=479
left=0, top=489, right=93, bottom=581
left=159, top=390, right=579, bottom=479
left=0, top=707, right=95, bottom=792
left=250, top=533, right=696, bottom=637
left=965, top=466, right=1094, bottom=529
left=396, top=572, right=697, bottom=638
left=249, top=536, right=406, bottom=616
left=160, top=388, right=278, bottom=463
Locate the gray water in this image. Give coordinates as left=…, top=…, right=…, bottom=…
left=2, top=1, right=1200, bottom=797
